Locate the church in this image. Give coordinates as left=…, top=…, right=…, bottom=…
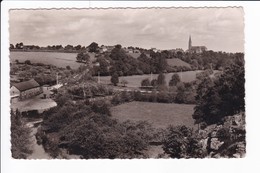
left=187, top=36, right=207, bottom=53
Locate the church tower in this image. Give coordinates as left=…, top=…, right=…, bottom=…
left=188, top=35, right=192, bottom=51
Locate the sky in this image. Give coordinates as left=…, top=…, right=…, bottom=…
left=9, top=8, right=244, bottom=53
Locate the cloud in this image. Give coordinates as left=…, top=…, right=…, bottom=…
left=9, top=8, right=244, bottom=52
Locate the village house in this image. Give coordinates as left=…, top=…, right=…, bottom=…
left=100, top=45, right=115, bottom=53
left=10, top=79, right=42, bottom=103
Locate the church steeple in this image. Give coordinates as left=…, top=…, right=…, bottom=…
left=188, top=35, right=192, bottom=50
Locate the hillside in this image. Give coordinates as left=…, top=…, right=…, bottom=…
left=127, top=52, right=141, bottom=59
left=167, top=58, right=191, bottom=68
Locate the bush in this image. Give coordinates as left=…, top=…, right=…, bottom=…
left=91, top=100, right=111, bottom=116
left=141, top=78, right=151, bottom=86
left=24, top=60, right=32, bottom=65
left=163, top=125, right=205, bottom=158
left=11, top=110, right=33, bottom=159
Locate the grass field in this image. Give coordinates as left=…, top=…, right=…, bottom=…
left=167, top=58, right=191, bottom=68
left=111, top=101, right=196, bottom=129
left=127, top=52, right=141, bottom=59
left=10, top=51, right=97, bottom=69
left=100, top=70, right=202, bottom=87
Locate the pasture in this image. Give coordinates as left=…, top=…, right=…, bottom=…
left=167, top=58, right=191, bottom=68
left=99, top=71, right=202, bottom=87
left=9, top=51, right=97, bottom=69
left=111, top=101, right=196, bottom=129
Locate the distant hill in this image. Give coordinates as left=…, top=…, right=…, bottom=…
left=167, top=58, right=191, bottom=68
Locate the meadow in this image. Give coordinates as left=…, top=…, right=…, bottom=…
left=10, top=51, right=96, bottom=69
left=167, top=58, right=191, bottom=68
left=100, top=70, right=202, bottom=87
left=111, top=101, right=196, bottom=129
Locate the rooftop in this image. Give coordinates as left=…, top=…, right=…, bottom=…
left=12, top=79, right=40, bottom=92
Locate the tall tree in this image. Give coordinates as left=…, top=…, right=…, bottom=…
left=88, top=42, right=99, bottom=53
left=169, top=74, right=180, bottom=86
left=157, top=72, right=166, bottom=86
left=111, top=73, right=119, bottom=86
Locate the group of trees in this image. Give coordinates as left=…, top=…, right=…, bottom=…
left=93, top=45, right=170, bottom=78
left=172, top=50, right=243, bottom=71
left=139, top=73, right=196, bottom=104
left=76, top=52, right=90, bottom=63
left=11, top=110, right=33, bottom=159
left=37, top=94, right=156, bottom=159
left=10, top=42, right=100, bottom=53
left=193, top=56, right=245, bottom=125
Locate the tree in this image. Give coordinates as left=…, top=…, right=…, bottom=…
left=66, top=65, right=71, bottom=70
left=157, top=72, right=166, bottom=86
left=169, top=74, right=180, bottom=86
left=10, top=44, right=15, bottom=50
left=163, top=125, right=204, bottom=158
left=121, top=79, right=128, bottom=87
left=111, top=73, right=119, bottom=86
left=24, top=60, right=32, bottom=65
left=193, top=57, right=245, bottom=125
left=15, top=42, right=23, bottom=49
left=141, top=78, right=151, bottom=87
left=88, top=42, right=99, bottom=53
left=64, top=44, right=74, bottom=51
left=74, top=45, right=82, bottom=51
left=151, top=79, right=158, bottom=87
left=76, top=52, right=90, bottom=63
left=11, top=110, right=33, bottom=159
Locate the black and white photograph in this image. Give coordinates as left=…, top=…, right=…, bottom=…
left=8, top=7, right=245, bottom=160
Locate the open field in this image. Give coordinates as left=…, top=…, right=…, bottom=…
left=10, top=51, right=96, bottom=69
left=127, top=52, right=141, bottom=59
left=111, top=101, right=196, bottom=129
left=11, top=95, right=57, bottom=113
left=100, top=70, right=202, bottom=87
left=167, top=58, right=191, bottom=68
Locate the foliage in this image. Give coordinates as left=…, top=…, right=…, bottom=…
left=91, top=100, right=112, bottom=116
left=169, top=74, right=180, bottom=86
left=157, top=73, right=166, bottom=86
left=141, top=78, right=151, bottom=86
left=76, top=52, right=90, bottom=63
left=111, top=73, right=119, bottom=86
left=120, top=79, right=128, bottom=87
left=88, top=42, right=99, bottom=53
left=11, top=110, right=33, bottom=159
left=163, top=125, right=205, bottom=158
left=38, top=98, right=153, bottom=159
left=24, top=60, right=32, bottom=65
left=193, top=57, right=245, bottom=125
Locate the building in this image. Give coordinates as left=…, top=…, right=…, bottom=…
left=100, top=45, right=115, bottom=53
left=10, top=79, right=42, bottom=101
left=188, top=36, right=207, bottom=53
left=151, top=48, right=161, bottom=53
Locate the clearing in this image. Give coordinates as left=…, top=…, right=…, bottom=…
left=167, top=58, right=191, bottom=68
left=10, top=51, right=97, bottom=69
left=111, top=101, right=196, bottom=129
